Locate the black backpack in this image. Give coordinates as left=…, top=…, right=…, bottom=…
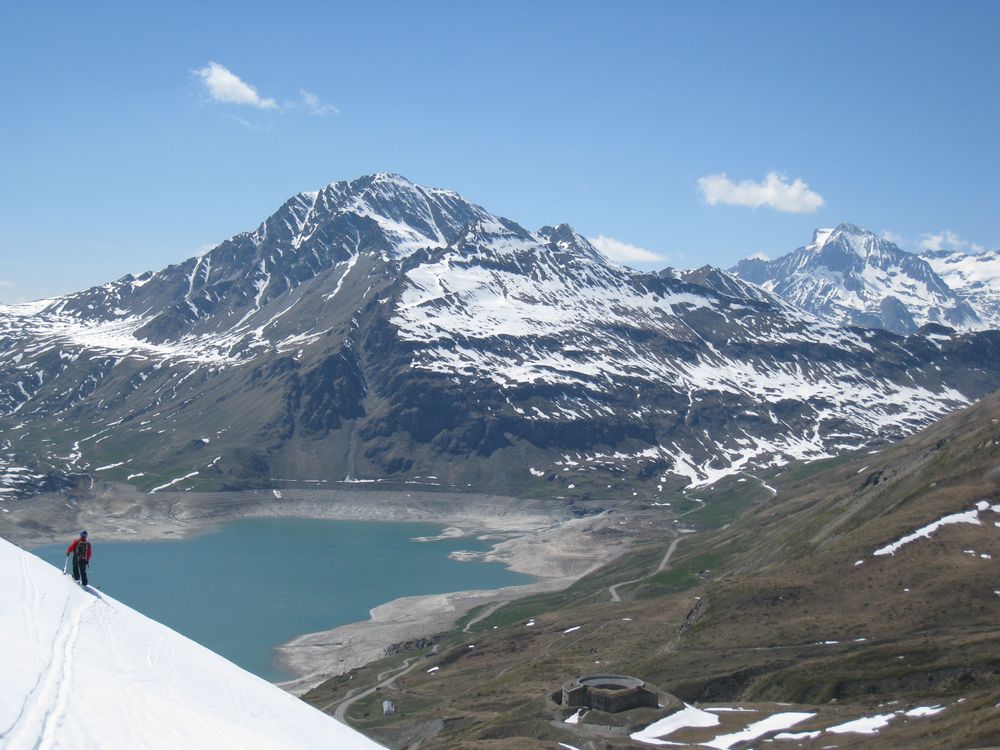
left=75, top=540, right=90, bottom=561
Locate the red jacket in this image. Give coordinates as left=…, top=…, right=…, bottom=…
left=67, top=538, right=92, bottom=561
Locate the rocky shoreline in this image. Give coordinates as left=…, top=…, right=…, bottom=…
left=274, top=510, right=627, bottom=694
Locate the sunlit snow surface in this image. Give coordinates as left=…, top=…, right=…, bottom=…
left=629, top=703, right=720, bottom=744
left=390, top=233, right=969, bottom=484
left=0, top=537, right=383, bottom=750
left=924, top=247, right=1000, bottom=329
left=628, top=703, right=948, bottom=746
left=826, top=712, right=897, bottom=734
left=743, top=224, right=983, bottom=332
left=703, top=712, right=815, bottom=749
left=629, top=706, right=813, bottom=747
left=873, top=500, right=1000, bottom=556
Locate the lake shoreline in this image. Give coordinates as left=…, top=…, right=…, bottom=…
left=5, top=485, right=630, bottom=694
left=273, top=509, right=627, bottom=694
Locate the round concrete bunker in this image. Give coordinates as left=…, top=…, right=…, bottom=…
left=561, top=674, right=659, bottom=713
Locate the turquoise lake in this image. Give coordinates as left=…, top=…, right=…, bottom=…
left=32, top=517, right=531, bottom=681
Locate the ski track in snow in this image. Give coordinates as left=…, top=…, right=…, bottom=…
left=1, top=537, right=385, bottom=749
left=4, top=583, right=91, bottom=750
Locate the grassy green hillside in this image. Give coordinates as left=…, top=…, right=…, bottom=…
left=305, top=390, right=1000, bottom=748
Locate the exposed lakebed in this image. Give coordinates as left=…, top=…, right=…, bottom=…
left=32, top=516, right=532, bottom=681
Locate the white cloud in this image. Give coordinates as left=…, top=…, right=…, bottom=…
left=880, top=230, right=906, bottom=246
left=748, top=252, right=770, bottom=261
left=193, top=62, right=277, bottom=110
left=300, top=90, right=338, bottom=117
left=0, top=279, right=13, bottom=288
left=697, top=171, right=824, bottom=214
left=920, top=229, right=984, bottom=254
left=588, top=235, right=666, bottom=263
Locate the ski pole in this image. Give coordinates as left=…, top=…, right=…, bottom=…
left=63, top=556, right=69, bottom=575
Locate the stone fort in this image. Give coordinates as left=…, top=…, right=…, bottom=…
left=561, top=674, right=659, bottom=713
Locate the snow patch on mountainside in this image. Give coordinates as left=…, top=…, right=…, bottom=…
left=873, top=500, right=1000, bottom=557
left=390, top=233, right=969, bottom=484
left=0, top=536, right=383, bottom=749
left=0, top=303, right=237, bottom=365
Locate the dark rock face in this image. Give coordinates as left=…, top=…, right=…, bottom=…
left=286, top=351, right=367, bottom=436
left=3, top=177, right=1000, bottom=499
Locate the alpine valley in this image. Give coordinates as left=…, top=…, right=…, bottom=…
left=4, top=174, right=1000, bottom=749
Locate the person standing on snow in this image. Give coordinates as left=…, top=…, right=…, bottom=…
left=66, top=530, right=92, bottom=586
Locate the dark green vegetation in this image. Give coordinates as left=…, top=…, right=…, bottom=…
left=305, top=391, right=1000, bottom=749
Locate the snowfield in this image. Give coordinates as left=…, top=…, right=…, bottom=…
left=0, top=537, right=383, bottom=749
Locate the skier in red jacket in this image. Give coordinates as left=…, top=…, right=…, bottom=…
left=66, top=530, right=92, bottom=587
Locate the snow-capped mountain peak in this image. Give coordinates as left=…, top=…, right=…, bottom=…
left=4, top=179, right=1000, bottom=500
left=804, top=223, right=900, bottom=263
left=246, top=172, right=497, bottom=260
left=731, top=222, right=982, bottom=334
left=810, top=226, right=836, bottom=249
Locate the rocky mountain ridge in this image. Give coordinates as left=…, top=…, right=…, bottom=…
left=730, top=223, right=987, bottom=335
left=2, top=176, right=1000, bottom=505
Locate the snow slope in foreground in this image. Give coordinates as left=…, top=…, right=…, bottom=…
left=0, top=537, right=383, bottom=749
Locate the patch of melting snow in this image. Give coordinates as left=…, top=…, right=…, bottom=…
left=630, top=703, right=720, bottom=745
left=564, top=709, right=583, bottom=724
left=874, top=500, right=1000, bottom=556
left=774, top=730, right=821, bottom=740
left=562, top=625, right=581, bottom=634
left=426, top=666, right=439, bottom=673
left=826, top=712, right=896, bottom=734
left=147, top=471, right=199, bottom=494
left=525, top=620, right=535, bottom=627
left=558, top=743, right=581, bottom=750
left=704, top=711, right=815, bottom=749
left=905, top=705, right=945, bottom=717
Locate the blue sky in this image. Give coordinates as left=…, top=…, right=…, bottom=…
left=2, top=1, right=998, bottom=302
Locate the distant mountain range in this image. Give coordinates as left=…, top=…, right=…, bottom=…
left=2, top=175, right=1000, bottom=503
left=922, top=245, right=1000, bottom=330
left=730, top=223, right=1000, bottom=335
